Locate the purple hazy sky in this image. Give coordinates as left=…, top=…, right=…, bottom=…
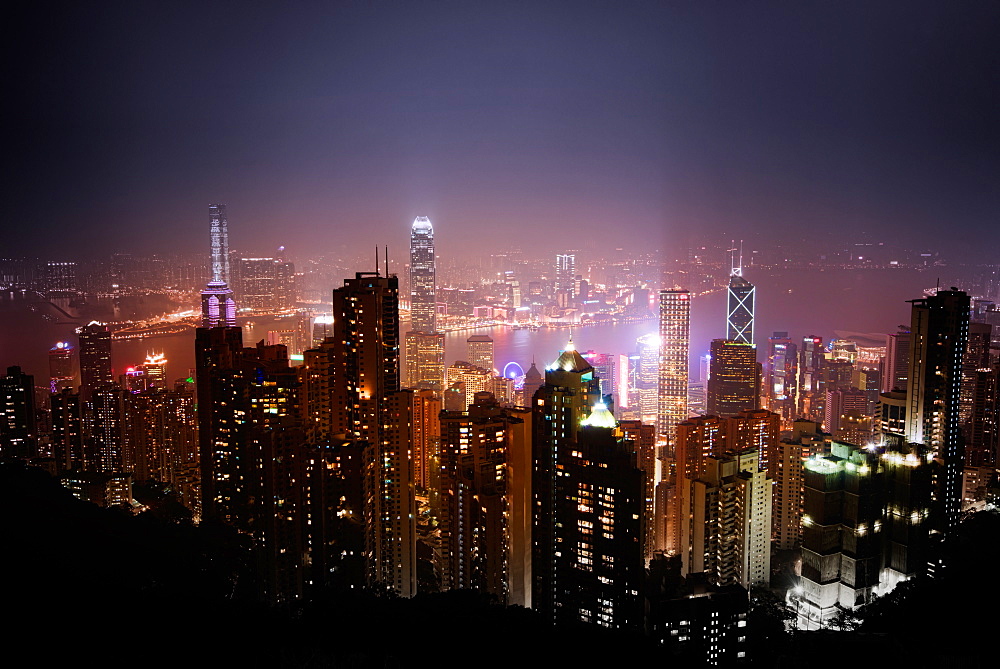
left=4, top=1, right=998, bottom=260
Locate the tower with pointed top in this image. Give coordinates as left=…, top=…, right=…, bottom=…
left=726, top=243, right=755, bottom=345
left=201, top=204, right=237, bottom=327
left=409, top=216, right=436, bottom=333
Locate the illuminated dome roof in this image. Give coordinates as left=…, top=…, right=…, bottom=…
left=581, top=402, right=617, bottom=429
left=547, top=337, right=593, bottom=374
left=412, top=216, right=433, bottom=232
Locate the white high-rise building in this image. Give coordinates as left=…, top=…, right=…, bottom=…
left=409, top=216, right=436, bottom=333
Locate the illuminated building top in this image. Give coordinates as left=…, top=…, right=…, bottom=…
left=409, top=216, right=436, bottom=333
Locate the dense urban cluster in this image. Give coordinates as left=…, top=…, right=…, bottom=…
left=3, top=208, right=1000, bottom=667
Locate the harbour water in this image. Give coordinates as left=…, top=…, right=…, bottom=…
left=1, top=267, right=955, bottom=384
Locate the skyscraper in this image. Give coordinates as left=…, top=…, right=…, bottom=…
left=48, top=341, right=76, bottom=394
left=706, top=339, right=761, bottom=418
left=555, top=253, right=576, bottom=300
left=77, top=321, right=113, bottom=402
left=467, top=334, right=494, bottom=372
left=409, top=216, right=436, bottom=333
left=331, top=271, right=415, bottom=596
left=905, top=289, right=970, bottom=550
left=726, top=249, right=755, bottom=345
left=658, top=290, right=690, bottom=444
left=201, top=204, right=236, bottom=328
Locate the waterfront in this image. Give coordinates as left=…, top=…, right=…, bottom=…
left=1, top=266, right=970, bottom=385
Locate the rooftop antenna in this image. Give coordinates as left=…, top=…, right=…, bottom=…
left=739, top=240, right=744, bottom=275
left=375, top=246, right=380, bottom=276
left=385, top=245, right=389, bottom=276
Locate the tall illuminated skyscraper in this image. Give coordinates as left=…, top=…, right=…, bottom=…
left=409, top=216, right=436, bottom=333
left=201, top=204, right=236, bottom=327
left=77, top=321, right=113, bottom=402
left=706, top=339, right=760, bottom=418
left=555, top=253, right=576, bottom=300
left=658, top=290, right=690, bottom=444
left=726, top=247, right=755, bottom=345
left=905, top=289, right=970, bottom=551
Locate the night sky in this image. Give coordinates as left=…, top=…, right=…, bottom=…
left=4, top=1, right=998, bottom=260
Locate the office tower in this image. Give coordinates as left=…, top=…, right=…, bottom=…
left=707, top=339, right=761, bottom=418
left=48, top=342, right=76, bottom=394
left=658, top=290, right=690, bottom=444
left=905, top=289, right=970, bottom=549
left=882, top=328, right=911, bottom=392
left=438, top=396, right=532, bottom=605
left=765, top=332, right=797, bottom=420
left=404, top=331, right=445, bottom=391
left=466, top=334, right=494, bottom=372
left=636, top=333, right=660, bottom=425
left=555, top=253, right=576, bottom=300
left=1, top=366, right=37, bottom=458
left=77, top=322, right=113, bottom=402
left=680, top=449, right=771, bottom=588
left=201, top=204, right=237, bottom=327
left=798, top=442, right=884, bottom=629
left=726, top=250, right=754, bottom=345
left=531, top=340, right=602, bottom=621
left=409, top=216, right=436, bottom=333
left=330, top=271, right=414, bottom=597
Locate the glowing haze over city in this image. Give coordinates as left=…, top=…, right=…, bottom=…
left=3, top=3, right=999, bottom=666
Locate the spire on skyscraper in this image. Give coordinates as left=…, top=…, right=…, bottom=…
left=201, top=203, right=237, bottom=327
left=726, top=240, right=755, bottom=345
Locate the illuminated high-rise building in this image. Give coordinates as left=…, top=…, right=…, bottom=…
left=635, top=333, right=660, bottom=425
left=409, top=216, right=436, bottom=333
left=77, top=321, right=113, bottom=402
left=438, top=395, right=532, bottom=605
left=201, top=203, right=237, bottom=328
left=680, top=448, right=771, bottom=589
left=765, top=332, right=797, bottom=421
left=404, top=331, right=445, bottom=391
left=658, top=290, right=690, bottom=444
left=330, top=271, right=415, bottom=597
left=707, top=339, right=760, bottom=418
left=798, top=441, right=884, bottom=629
left=48, top=341, right=76, bottom=394
left=726, top=248, right=754, bottom=345
left=882, top=328, right=911, bottom=393
left=905, top=289, right=970, bottom=553
left=467, top=334, right=494, bottom=373
left=555, top=253, right=576, bottom=300
left=531, top=340, right=602, bottom=620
